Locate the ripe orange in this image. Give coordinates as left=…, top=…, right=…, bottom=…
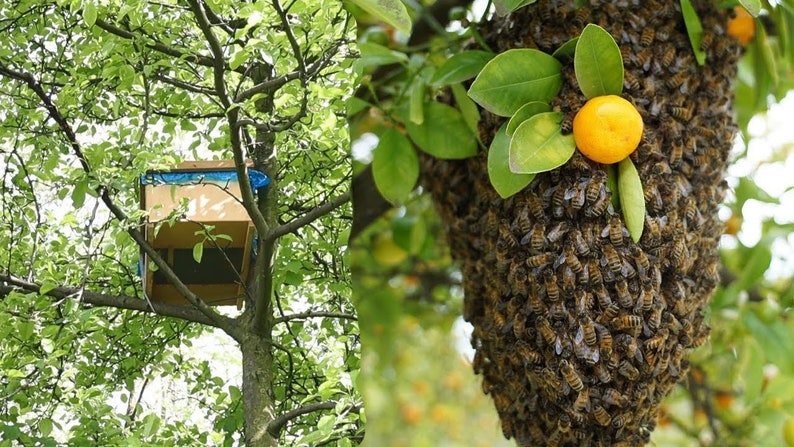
left=573, top=95, right=643, bottom=165
left=727, top=6, right=755, bottom=46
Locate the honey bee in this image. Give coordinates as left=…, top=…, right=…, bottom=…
left=645, top=328, right=670, bottom=351
left=612, top=314, right=642, bottom=333
left=574, top=336, right=600, bottom=366
left=483, top=209, right=499, bottom=237
left=515, top=211, right=532, bottom=235
left=640, top=28, right=655, bottom=46
left=584, top=174, right=604, bottom=204
left=642, top=77, right=656, bottom=96
left=499, top=222, right=519, bottom=249
left=616, top=333, right=644, bottom=362
left=527, top=253, right=552, bottom=269
left=643, top=216, right=663, bottom=247
left=665, top=71, right=687, bottom=90
left=654, top=351, right=671, bottom=377
left=522, top=222, right=546, bottom=251
left=602, top=244, right=623, bottom=274
left=594, top=363, right=612, bottom=383
left=612, top=414, right=627, bottom=430
left=544, top=270, right=560, bottom=302
left=659, top=45, right=676, bottom=66
left=618, top=359, right=640, bottom=380
left=669, top=105, right=694, bottom=122
left=596, top=302, right=620, bottom=325
left=621, top=70, right=639, bottom=93
left=526, top=194, right=545, bottom=220
left=572, top=5, right=590, bottom=26
left=586, top=190, right=611, bottom=218
left=669, top=343, right=685, bottom=377
left=602, top=388, right=628, bottom=407
left=590, top=261, right=605, bottom=288
left=538, top=367, right=563, bottom=401
left=631, top=48, right=653, bottom=71
left=574, top=387, right=590, bottom=412
left=668, top=239, right=688, bottom=272
left=579, top=315, right=597, bottom=346
left=560, top=359, right=584, bottom=392
left=561, top=265, right=576, bottom=294
left=574, top=289, right=592, bottom=317
left=615, top=279, right=633, bottom=309
left=596, top=323, right=613, bottom=357
left=546, top=429, right=562, bottom=447
left=643, top=183, right=664, bottom=214
left=546, top=221, right=568, bottom=244
left=517, top=343, right=543, bottom=365
left=669, top=137, right=684, bottom=167
left=552, top=186, right=566, bottom=218
left=536, top=316, right=558, bottom=347
left=528, top=291, right=547, bottom=317
left=549, top=302, right=567, bottom=322
left=565, top=247, right=583, bottom=274
left=700, top=32, right=714, bottom=51
left=636, top=281, right=655, bottom=314
left=591, top=404, right=612, bottom=426
left=557, top=413, right=572, bottom=434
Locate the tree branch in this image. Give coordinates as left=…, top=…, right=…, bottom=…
left=273, top=311, right=357, bottom=325
left=266, top=400, right=363, bottom=438
left=0, top=275, right=235, bottom=330
left=263, top=191, right=350, bottom=243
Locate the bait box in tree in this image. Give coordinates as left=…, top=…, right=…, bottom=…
left=139, top=161, right=269, bottom=306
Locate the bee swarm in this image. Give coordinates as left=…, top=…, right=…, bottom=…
left=421, top=0, right=739, bottom=445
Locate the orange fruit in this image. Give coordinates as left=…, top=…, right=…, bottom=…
left=573, top=95, right=643, bottom=165
left=727, top=6, right=755, bottom=46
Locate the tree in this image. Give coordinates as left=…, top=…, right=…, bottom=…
left=350, top=0, right=794, bottom=445
left=0, top=1, right=359, bottom=446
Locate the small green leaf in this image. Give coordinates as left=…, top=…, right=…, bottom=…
left=617, top=158, right=644, bottom=243
left=680, top=0, right=707, bottom=65
left=506, top=101, right=551, bottom=136
left=488, top=123, right=535, bottom=198
left=392, top=215, right=427, bottom=254
left=552, top=37, right=579, bottom=60
left=357, top=42, right=409, bottom=68
left=39, top=281, right=58, bottom=295
left=71, top=177, right=88, bottom=208
left=574, top=24, right=624, bottom=98
left=754, top=20, right=779, bottom=89
left=406, top=102, right=477, bottom=159
left=494, top=0, right=538, bottom=15
left=509, top=111, right=575, bottom=174
left=468, top=49, right=562, bottom=117
left=372, top=127, right=419, bottom=203
left=430, top=50, right=494, bottom=86
left=450, top=83, right=481, bottom=136
left=738, top=0, right=761, bottom=16
left=38, top=418, right=54, bottom=437
left=82, top=2, right=97, bottom=27
left=192, top=242, right=204, bottom=263
left=348, top=0, right=412, bottom=35
left=607, top=164, right=620, bottom=209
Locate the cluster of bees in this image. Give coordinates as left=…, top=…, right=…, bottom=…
left=420, top=0, right=740, bottom=445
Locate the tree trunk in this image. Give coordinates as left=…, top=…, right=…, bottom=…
left=421, top=1, right=739, bottom=445
left=240, top=329, right=278, bottom=447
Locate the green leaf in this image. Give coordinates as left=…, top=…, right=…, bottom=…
left=607, top=164, right=619, bottom=209
left=406, top=102, right=477, bottom=159
left=408, top=80, right=425, bottom=125
left=71, top=177, right=88, bottom=208
left=755, top=20, right=779, bottom=90
left=552, top=37, right=579, bottom=60
left=391, top=215, right=426, bottom=254
left=487, top=123, right=535, bottom=198
left=372, top=127, right=419, bottom=203
left=744, top=311, right=794, bottom=374
left=509, top=111, right=575, bottom=174
left=39, top=281, right=58, bottom=295
left=680, top=0, right=707, bottom=65
left=348, top=0, right=412, bottom=34
left=82, top=2, right=97, bottom=27
left=617, top=158, right=644, bottom=243
left=450, top=83, right=481, bottom=137
left=738, top=0, right=762, bottom=16
left=574, top=24, right=624, bottom=99
left=38, top=419, right=54, bottom=437
left=468, top=49, right=562, bottom=117
left=192, top=242, right=204, bottom=263
left=494, top=0, right=538, bottom=15
left=430, top=51, right=494, bottom=86
left=357, top=42, right=409, bottom=68
left=506, top=101, right=551, bottom=136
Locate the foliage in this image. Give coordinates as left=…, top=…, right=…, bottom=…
left=0, top=0, right=358, bottom=446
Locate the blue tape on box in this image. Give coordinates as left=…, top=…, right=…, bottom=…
left=140, top=169, right=270, bottom=189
